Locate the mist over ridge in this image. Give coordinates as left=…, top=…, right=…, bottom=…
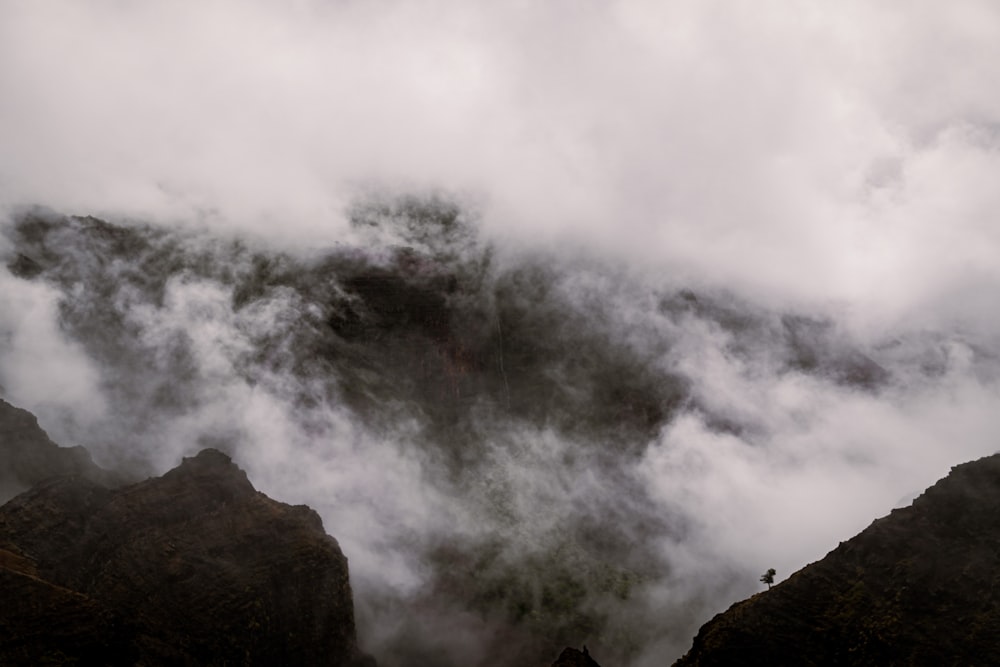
left=3, top=2, right=1000, bottom=664
left=2, top=198, right=999, bottom=665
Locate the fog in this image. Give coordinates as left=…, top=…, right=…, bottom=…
left=2, top=2, right=1000, bottom=665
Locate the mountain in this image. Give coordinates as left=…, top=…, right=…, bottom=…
left=0, top=397, right=128, bottom=503
left=8, top=207, right=990, bottom=666
left=673, top=453, right=1000, bottom=666
left=0, top=432, right=373, bottom=665
left=2, top=208, right=905, bottom=665
left=8, top=387, right=1000, bottom=667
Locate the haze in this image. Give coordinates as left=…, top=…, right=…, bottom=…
left=2, top=2, right=999, bottom=665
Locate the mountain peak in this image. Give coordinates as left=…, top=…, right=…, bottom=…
left=0, top=420, right=372, bottom=666
left=179, top=447, right=237, bottom=471
left=154, top=446, right=255, bottom=503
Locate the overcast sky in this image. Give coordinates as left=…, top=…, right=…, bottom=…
left=3, top=1, right=1000, bottom=327
left=2, top=2, right=1000, bottom=665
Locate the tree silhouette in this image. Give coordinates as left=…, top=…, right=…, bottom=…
left=760, top=568, right=776, bottom=589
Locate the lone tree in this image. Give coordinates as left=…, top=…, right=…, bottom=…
left=760, top=568, right=776, bottom=589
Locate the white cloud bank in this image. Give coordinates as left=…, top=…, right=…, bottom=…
left=2, top=2, right=1000, bottom=664
left=2, top=1, right=1000, bottom=325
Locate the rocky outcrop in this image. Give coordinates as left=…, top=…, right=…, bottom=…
left=0, top=445, right=373, bottom=666
left=673, top=453, right=1000, bottom=666
left=0, top=397, right=126, bottom=502
left=551, top=646, right=603, bottom=666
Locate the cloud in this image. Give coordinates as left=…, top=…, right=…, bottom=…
left=5, top=208, right=999, bottom=665
left=2, top=2, right=999, bottom=319
left=0, top=266, right=107, bottom=430
left=2, top=2, right=1000, bottom=664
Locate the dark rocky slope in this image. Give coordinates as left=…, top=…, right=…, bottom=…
left=673, top=453, right=1000, bottom=666
left=550, top=646, right=603, bottom=666
left=0, top=444, right=372, bottom=666
left=0, top=397, right=127, bottom=503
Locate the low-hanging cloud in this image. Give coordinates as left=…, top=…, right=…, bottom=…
left=2, top=207, right=999, bottom=665
left=2, top=2, right=1000, bottom=666
left=3, top=2, right=1000, bottom=319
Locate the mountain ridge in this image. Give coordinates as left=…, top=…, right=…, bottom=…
left=0, top=425, right=373, bottom=666
left=0, top=397, right=130, bottom=503
left=673, top=452, right=1000, bottom=666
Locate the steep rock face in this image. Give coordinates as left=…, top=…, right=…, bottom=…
left=673, top=453, right=1000, bottom=666
left=0, top=544, right=136, bottom=664
left=0, top=447, right=373, bottom=666
left=0, top=397, right=125, bottom=502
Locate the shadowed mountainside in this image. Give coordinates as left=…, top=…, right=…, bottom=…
left=3, top=206, right=893, bottom=467
left=0, top=443, right=373, bottom=666
left=673, top=453, right=1000, bottom=666
left=9, top=202, right=978, bottom=665
left=0, top=397, right=129, bottom=503
left=2, top=198, right=999, bottom=663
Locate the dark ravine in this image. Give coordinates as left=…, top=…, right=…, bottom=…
left=0, top=407, right=374, bottom=666
left=673, top=453, right=1000, bottom=666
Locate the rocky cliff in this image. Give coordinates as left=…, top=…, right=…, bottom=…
left=0, top=398, right=127, bottom=503
left=0, top=413, right=372, bottom=666
left=673, top=453, right=1000, bottom=666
